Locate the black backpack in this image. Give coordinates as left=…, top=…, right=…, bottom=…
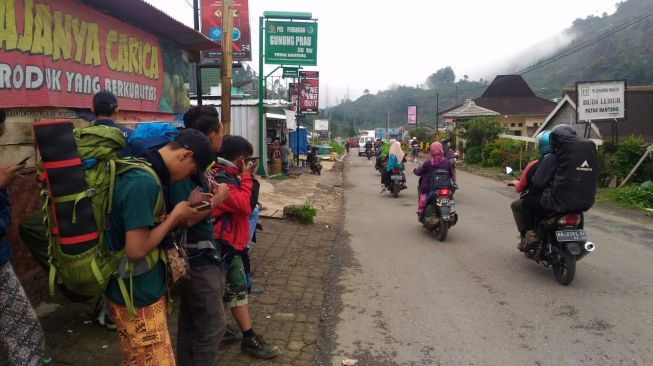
left=544, top=135, right=598, bottom=212
left=429, top=169, right=452, bottom=190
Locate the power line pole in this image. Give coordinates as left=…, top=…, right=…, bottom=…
left=220, top=0, right=234, bottom=134
left=435, top=91, right=439, bottom=134
left=193, top=0, right=202, bottom=105
left=386, top=111, right=390, bottom=139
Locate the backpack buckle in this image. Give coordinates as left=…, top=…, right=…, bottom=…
left=86, top=188, right=97, bottom=197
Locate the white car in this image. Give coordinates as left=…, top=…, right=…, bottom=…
left=358, top=137, right=374, bottom=155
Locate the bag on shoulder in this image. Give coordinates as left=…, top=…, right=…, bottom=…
left=546, top=135, right=599, bottom=212
left=34, top=122, right=164, bottom=304
left=123, top=122, right=179, bottom=157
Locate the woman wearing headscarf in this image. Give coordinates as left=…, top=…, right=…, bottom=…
left=413, top=141, right=454, bottom=216
left=381, top=140, right=406, bottom=192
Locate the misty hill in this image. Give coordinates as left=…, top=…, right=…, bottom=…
left=328, top=0, right=653, bottom=135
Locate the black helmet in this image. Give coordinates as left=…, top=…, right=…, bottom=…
left=550, top=124, right=577, bottom=151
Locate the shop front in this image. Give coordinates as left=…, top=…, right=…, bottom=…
left=0, top=0, right=216, bottom=301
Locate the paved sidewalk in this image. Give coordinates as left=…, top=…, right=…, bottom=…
left=34, top=161, right=343, bottom=365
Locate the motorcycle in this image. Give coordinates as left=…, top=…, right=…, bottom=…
left=420, top=170, right=458, bottom=241
left=307, top=149, right=322, bottom=175
left=365, top=147, right=373, bottom=160
left=507, top=174, right=595, bottom=285
left=375, top=150, right=385, bottom=173
left=387, top=167, right=406, bottom=198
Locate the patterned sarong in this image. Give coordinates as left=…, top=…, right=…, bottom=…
left=107, top=297, right=175, bottom=366
left=0, top=263, right=44, bottom=366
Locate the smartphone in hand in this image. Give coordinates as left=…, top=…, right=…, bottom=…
left=190, top=200, right=211, bottom=211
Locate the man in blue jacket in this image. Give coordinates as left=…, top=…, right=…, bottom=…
left=0, top=110, right=45, bottom=365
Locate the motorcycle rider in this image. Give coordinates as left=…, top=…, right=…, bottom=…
left=414, top=141, right=454, bottom=219
left=520, top=126, right=578, bottom=249
left=512, top=131, right=550, bottom=251
left=364, top=139, right=374, bottom=155
left=381, top=140, right=406, bottom=192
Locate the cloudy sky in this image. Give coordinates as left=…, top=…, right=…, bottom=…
left=147, top=0, right=618, bottom=106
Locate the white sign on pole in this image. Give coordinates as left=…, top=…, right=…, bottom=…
left=314, top=119, right=329, bottom=131
left=576, top=80, right=626, bottom=122
left=285, top=110, right=296, bottom=130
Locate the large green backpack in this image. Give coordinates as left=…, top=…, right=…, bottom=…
left=37, top=125, right=164, bottom=314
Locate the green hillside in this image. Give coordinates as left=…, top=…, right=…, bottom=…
left=328, top=0, right=653, bottom=136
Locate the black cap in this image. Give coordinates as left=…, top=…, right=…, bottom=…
left=93, top=91, right=118, bottom=109
left=174, top=129, right=214, bottom=187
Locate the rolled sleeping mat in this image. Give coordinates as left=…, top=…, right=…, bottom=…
left=33, top=121, right=97, bottom=255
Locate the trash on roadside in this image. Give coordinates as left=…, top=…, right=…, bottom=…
left=342, top=358, right=358, bottom=365
left=66, top=329, right=73, bottom=333
left=102, top=345, right=109, bottom=349
left=83, top=320, right=92, bottom=325
left=265, top=315, right=271, bottom=319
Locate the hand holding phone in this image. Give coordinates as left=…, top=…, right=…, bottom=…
left=189, top=200, right=211, bottom=211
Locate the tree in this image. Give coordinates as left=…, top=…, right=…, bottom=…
left=426, top=66, right=456, bottom=89
left=460, top=117, right=504, bottom=159
left=363, top=88, right=370, bottom=95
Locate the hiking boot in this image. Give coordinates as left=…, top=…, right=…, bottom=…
left=222, top=325, right=243, bottom=344
left=241, top=333, right=281, bottom=359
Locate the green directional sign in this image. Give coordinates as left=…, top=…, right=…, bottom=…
left=282, top=67, right=299, bottom=78
left=265, top=20, right=318, bottom=66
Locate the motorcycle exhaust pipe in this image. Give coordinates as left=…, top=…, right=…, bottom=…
left=584, top=241, right=596, bottom=252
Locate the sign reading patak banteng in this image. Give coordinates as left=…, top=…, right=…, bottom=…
left=265, top=21, right=317, bottom=66
left=576, top=80, right=626, bottom=122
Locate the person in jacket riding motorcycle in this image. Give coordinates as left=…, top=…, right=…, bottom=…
left=512, top=131, right=550, bottom=251
left=414, top=141, right=454, bottom=218
left=520, top=126, right=578, bottom=249
left=381, top=140, right=406, bottom=192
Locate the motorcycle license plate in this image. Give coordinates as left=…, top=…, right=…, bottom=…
left=437, top=198, right=452, bottom=206
left=391, top=175, right=403, bottom=181
left=555, top=230, right=587, bottom=242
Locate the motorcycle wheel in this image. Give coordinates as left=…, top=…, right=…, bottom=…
left=436, top=220, right=448, bottom=241
left=393, top=182, right=399, bottom=198
left=552, top=250, right=576, bottom=285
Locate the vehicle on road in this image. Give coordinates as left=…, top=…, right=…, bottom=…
left=386, top=167, right=406, bottom=198
left=307, top=147, right=322, bottom=175
left=365, top=146, right=373, bottom=160
left=420, top=170, right=458, bottom=241
left=358, top=136, right=374, bottom=156
left=508, top=179, right=596, bottom=285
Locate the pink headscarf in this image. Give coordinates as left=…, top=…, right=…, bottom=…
left=389, top=140, right=405, bottom=162
left=429, top=142, right=444, bottom=165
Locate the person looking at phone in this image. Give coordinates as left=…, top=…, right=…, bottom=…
left=172, top=106, right=231, bottom=366
left=210, top=135, right=281, bottom=359
left=0, top=110, right=46, bottom=365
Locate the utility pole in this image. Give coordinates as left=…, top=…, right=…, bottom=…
left=220, top=0, right=234, bottom=134
left=386, top=111, right=390, bottom=139
left=435, top=91, right=439, bottom=135
left=193, top=0, right=202, bottom=105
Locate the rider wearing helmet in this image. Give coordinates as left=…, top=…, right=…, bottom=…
left=519, top=129, right=564, bottom=249
left=512, top=130, right=551, bottom=251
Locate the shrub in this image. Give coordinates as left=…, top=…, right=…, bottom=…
left=609, top=181, right=653, bottom=209
left=283, top=203, right=318, bottom=224
left=464, top=146, right=482, bottom=164
left=598, top=136, right=652, bottom=186
left=330, top=141, right=344, bottom=154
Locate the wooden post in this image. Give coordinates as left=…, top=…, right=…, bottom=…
left=220, top=0, right=234, bottom=134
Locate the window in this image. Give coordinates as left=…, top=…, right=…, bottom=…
left=534, top=123, right=539, bottom=127
left=510, top=123, right=516, bottom=127
left=518, top=123, right=523, bottom=127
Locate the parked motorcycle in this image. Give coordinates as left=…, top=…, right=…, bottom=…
left=307, top=148, right=322, bottom=175
left=508, top=176, right=595, bottom=285
left=420, top=170, right=458, bottom=241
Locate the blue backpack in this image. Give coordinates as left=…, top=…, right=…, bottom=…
left=123, top=123, right=179, bottom=157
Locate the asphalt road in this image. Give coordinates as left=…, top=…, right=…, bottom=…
left=330, top=154, right=653, bottom=366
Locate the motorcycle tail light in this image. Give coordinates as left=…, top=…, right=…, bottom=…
left=392, top=168, right=400, bottom=174
left=437, top=188, right=450, bottom=197
left=558, top=214, right=581, bottom=226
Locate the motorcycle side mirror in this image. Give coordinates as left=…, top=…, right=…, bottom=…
left=505, top=167, right=514, bottom=175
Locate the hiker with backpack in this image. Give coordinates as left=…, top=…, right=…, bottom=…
left=211, top=136, right=281, bottom=359
left=520, top=125, right=598, bottom=249
left=172, top=106, right=232, bottom=365
left=102, top=129, right=216, bottom=365
left=92, top=91, right=133, bottom=139
left=0, top=110, right=45, bottom=366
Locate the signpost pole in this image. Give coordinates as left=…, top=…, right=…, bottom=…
left=193, top=0, right=202, bottom=106
left=221, top=0, right=234, bottom=134
left=256, top=16, right=266, bottom=176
